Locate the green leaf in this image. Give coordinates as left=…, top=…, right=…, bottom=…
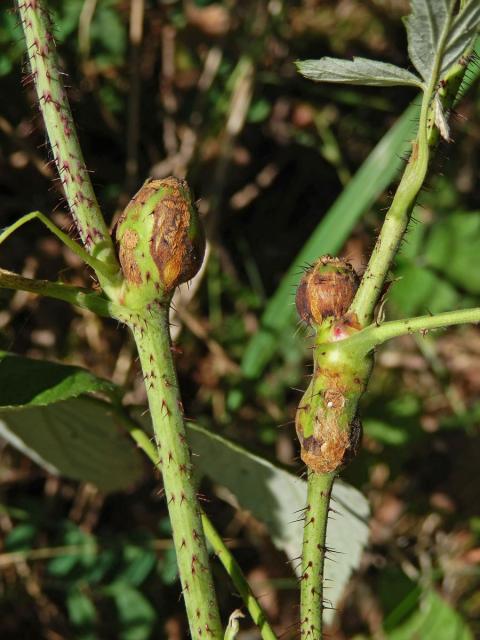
left=184, top=422, right=369, bottom=622
left=405, top=0, right=450, bottom=81
left=386, top=589, right=473, bottom=640
left=0, top=351, right=116, bottom=407
left=389, top=264, right=459, bottom=316
left=116, top=543, right=156, bottom=587
left=425, top=211, right=480, bottom=294
left=108, top=584, right=156, bottom=640
left=0, top=398, right=143, bottom=492
left=241, top=102, right=419, bottom=379
left=297, top=57, right=422, bottom=88
left=441, top=1, right=480, bottom=75
left=5, top=523, right=37, bottom=551
left=405, top=0, right=480, bottom=82
left=66, top=588, right=97, bottom=640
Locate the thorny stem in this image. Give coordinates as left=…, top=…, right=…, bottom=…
left=342, top=307, right=480, bottom=354
left=348, top=89, right=431, bottom=326
left=300, top=472, right=335, bottom=639
left=16, top=0, right=121, bottom=290
left=124, top=409, right=278, bottom=640
left=301, top=31, right=477, bottom=639
left=128, top=307, right=223, bottom=639
left=0, top=211, right=116, bottom=279
left=0, top=267, right=118, bottom=317
left=349, top=17, right=472, bottom=327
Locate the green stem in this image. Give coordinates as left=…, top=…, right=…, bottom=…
left=16, top=0, right=120, bottom=285
left=0, top=267, right=117, bottom=317
left=344, top=307, right=480, bottom=354
left=300, top=472, right=335, bottom=640
left=0, top=211, right=117, bottom=279
left=348, top=88, right=431, bottom=326
left=124, top=410, right=278, bottom=640
left=202, top=517, right=277, bottom=640
left=349, top=9, right=472, bottom=327
left=129, top=308, right=222, bottom=639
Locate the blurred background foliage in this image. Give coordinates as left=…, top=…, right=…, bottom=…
left=0, top=0, right=480, bottom=638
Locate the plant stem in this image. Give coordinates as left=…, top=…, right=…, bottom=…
left=300, top=471, right=335, bottom=640
left=124, top=409, right=278, bottom=640
left=201, top=517, right=277, bottom=640
left=344, top=307, right=480, bottom=354
left=0, top=267, right=117, bottom=317
left=348, top=90, right=431, bottom=326
left=16, top=0, right=120, bottom=285
left=129, top=307, right=222, bottom=638
left=0, top=211, right=116, bottom=279
left=349, top=15, right=474, bottom=326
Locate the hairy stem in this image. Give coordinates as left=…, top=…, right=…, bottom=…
left=0, top=211, right=116, bottom=279
left=0, top=267, right=117, bottom=317
left=129, top=307, right=222, bottom=638
left=124, top=410, right=278, bottom=640
left=300, top=472, right=335, bottom=639
left=349, top=29, right=474, bottom=326
left=344, top=307, right=480, bottom=354
left=16, top=0, right=120, bottom=286
left=348, top=90, right=431, bottom=326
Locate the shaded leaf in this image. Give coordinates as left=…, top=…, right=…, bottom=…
left=405, top=0, right=480, bottom=81
left=386, top=589, right=473, bottom=640
left=66, top=588, right=97, bottom=640
left=0, top=398, right=143, bottom=492
left=441, top=0, right=480, bottom=75
left=108, top=583, right=156, bottom=640
left=425, top=211, right=480, bottom=293
left=405, top=0, right=449, bottom=80
left=0, top=351, right=115, bottom=407
left=185, top=422, right=369, bottom=622
left=297, top=57, right=422, bottom=88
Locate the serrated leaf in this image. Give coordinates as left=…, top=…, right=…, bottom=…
left=0, top=398, right=143, bottom=492
left=184, top=422, right=370, bottom=623
left=0, top=351, right=115, bottom=407
left=405, top=0, right=480, bottom=82
left=297, top=57, right=422, bottom=88
left=405, top=0, right=449, bottom=81
left=441, top=0, right=480, bottom=75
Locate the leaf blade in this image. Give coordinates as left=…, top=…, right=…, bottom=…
left=297, top=57, right=422, bottom=88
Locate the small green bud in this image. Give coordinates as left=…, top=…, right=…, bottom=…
left=115, top=177, right=205, bottom=309
left=295, top=256, right=359, bottom=326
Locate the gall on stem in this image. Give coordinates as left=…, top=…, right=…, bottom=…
left=294, top=256, right=370, bottom=474
left=115, top=177, right=205, bottom=310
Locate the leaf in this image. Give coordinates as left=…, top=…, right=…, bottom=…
left=0, top=351, right=116, bottom=407
left=385, top=589, right=473, bottom=640
left=297, top=57, right=422, bottom=88
left=185, top=422, right=370, bottom=622
left=108, top=584, right=156, bottom=640
left=66, top=588, right=97, bottom=640
left=405, top=0, right=450, bottom=81
left=405, top=0, right=480, bottom=81
left=441, top=0, right=480, bottom=75
left=389, top=264, right=460, bottom=316
left=241, top=102, right=420, bottom=380
left=424, top=211, right=480, bottom=294
left=0, top=398, right=143, bottom=492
